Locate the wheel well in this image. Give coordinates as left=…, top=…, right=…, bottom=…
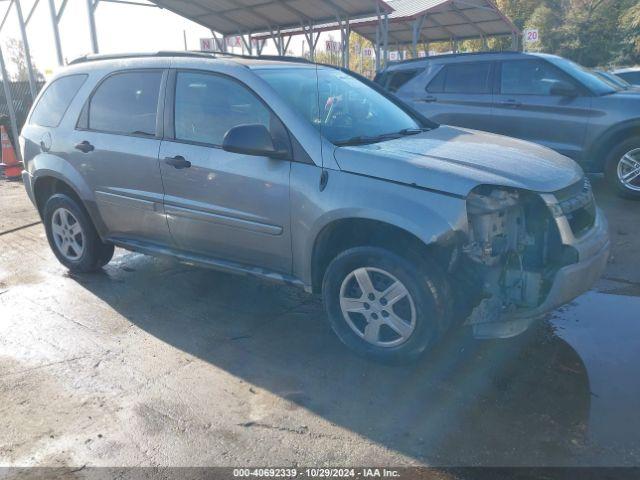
left=33, top=176, right=85, bottom=217
left=589, top=125, right=640, bottom=171
left=311, top=219, right=452, bottom=294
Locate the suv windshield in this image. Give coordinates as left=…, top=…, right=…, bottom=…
left=544, top=55, right=619, bottom=95
left=255, top=67, right=427, bottom=145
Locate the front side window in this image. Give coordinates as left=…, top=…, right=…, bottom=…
left=88, top=71, right=162, bottom=136
left=30, top=75, right=87, bottom=127
left=255, top=67, right=425, bottom=145
left=545, top=55, right=615, bottom=95
left=174, top=72, right=271, bottom=146
left=439, top=62, right=493, bottom=94
left=500, top=60, right=574, bottom=96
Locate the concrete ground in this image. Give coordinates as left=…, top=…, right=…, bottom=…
left=1, top=177, right=639, bottom=468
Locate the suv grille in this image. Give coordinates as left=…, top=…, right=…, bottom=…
left=552, top=178, right=596, bottom=237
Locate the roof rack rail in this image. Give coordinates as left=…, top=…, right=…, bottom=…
left=215, top=51, right=313, bottom=64
left=384, top=50, right=524, bottom=67
left=68, top=50, right=313, bottom=65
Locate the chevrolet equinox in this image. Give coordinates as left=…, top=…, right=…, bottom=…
left=20, top=52, right=610, bottom=362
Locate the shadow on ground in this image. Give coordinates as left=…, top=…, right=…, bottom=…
left=68, top=250, right=593, bottom=467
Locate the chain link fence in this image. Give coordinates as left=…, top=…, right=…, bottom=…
left=0, top=80, right=45, bottom=143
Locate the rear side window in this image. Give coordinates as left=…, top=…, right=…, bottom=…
left=30, top=75, right=87, bottom=127
left=88, top=71, right=162, bottom=136
left=427, top=62, right=492, bottom=94
left=384, top=69, right=423, bottom=93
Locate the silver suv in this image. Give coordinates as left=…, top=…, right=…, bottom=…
left=20, top=53, right=610, bottom=362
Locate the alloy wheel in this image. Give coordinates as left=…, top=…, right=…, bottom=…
left=617, top=148, right=640, bottom=192
left=339, top=267, right=417, bottom=348
left=51, top=207, right=85, bottom=261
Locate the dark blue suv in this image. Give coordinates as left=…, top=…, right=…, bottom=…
left=376, top=52, right=640, bottom=198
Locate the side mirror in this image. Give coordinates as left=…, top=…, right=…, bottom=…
left=550, top=80, right=579, bottom=97
left=222, top=124, right=289, bottom=159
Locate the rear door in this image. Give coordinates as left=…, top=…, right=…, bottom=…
left=492, top=59, right=592, bottom=160
left=411, top=61, right=495, bottom=131
left=71, top=69, right=172, bottom=245
left=158, top=70, right=292, bottom=273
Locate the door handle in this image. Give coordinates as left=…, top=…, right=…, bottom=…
left=164, top=155, right=191, bottom=169
left=499, top=99, right=522, bottom=108
left=74, top=140, right=94, bottom=153
left=420, top=95, right=438, bottom=103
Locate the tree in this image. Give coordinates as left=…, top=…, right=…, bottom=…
left=4, top=38, right=45, bottom=83
left=617, top=2, right=640, bottom=65
left=524, top=4, right=561, bottom=54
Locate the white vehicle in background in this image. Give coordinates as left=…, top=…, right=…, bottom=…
left=612, top=67, right=640, bottom=86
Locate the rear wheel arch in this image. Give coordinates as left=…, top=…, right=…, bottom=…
left=310, top=218, right=456, bottom=294
left=587, top=121, right=640, bottom=171
left=33, top=175, right=107, bottom=238
left=34, top=176, right=83, bottom=216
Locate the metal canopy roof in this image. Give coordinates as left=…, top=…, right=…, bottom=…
left=253, top=0, right=518, bottom=43
left=150, top=0, right=392, bottom=35
left=353, top=0, right=519, bottom=45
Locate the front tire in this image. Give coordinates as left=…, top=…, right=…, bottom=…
left=322, top=247, right=452, bottom=363
left=43, top=193, right=113, bottom=272
left=605, top=137, right=640, bottom=199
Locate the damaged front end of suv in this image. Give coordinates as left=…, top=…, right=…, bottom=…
left=454, top=178, right=609, bottom=338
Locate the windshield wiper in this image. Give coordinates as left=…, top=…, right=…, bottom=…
left=335, top=133, right=402, bottom=146
left=398, top=127, right=430, bottom=135
left=335, top=127, right=430, bottom=146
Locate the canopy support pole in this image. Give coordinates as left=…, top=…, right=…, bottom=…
left=411, top=15, right=426, bottom=57
left=240, top=32, right=253, bottom=56
left=48, top=0, right=64, bottom=65
left=15, top=0, right=37, bottom=99
left=382, top=11, right=389, bottom=67
left=0, top=44, right=22, bottom=164
left=86, top=0, right=99, bottom=53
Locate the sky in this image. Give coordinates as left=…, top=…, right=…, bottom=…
left=0, top=0, right=316, bottom=78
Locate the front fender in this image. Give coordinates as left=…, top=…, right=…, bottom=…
left=290, top=164, right=468, bottom=286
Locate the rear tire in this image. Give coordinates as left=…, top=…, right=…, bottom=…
left=322, top=246, right=452, bottom=363
left=604, top=136, right=640, bottom=199
left=43, top=193, right=112, bottom=272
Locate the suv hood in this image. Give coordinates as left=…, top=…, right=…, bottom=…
left=333, top=125, right=583, bottom=197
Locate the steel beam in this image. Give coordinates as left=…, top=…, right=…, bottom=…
left=25, top=0, right=41, bottom=25
left=411, top=15, right=426, bottom=56
left=0, top=44, right=22, bottom=163
left=15, top=0, right=37, bottom=100
left=49, top=0, right=64, bottom=67
left=57, top=0, right=69, bottom=21
left=0, top=1, right=14, bottom=34
left=382, top=11, right=389, bottom=66
left=86, top=0, right=99, bottom=54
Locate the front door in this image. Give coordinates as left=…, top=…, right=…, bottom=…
left=70, top=69, right=172, bottom=245
left=159, top=70, right=292, bottom=273
left=492, top=59, right=592, bottom=161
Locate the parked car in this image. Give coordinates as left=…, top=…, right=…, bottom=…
left=593, top=69, right=637, bottom=90
left=20, top=53, right=609, bottom=362
left=376, top=52, right=640, bottom=198
left=612, top=67, right=640, bottom=86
